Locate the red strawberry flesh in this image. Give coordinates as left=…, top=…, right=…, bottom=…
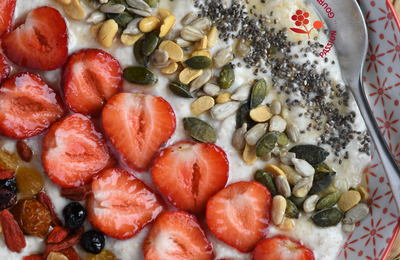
left=87, top=168, right=165, bottom=239
left=42, top=113, right=114, bottom=188
left=206, top=181, right=272, bottom=253
left=0, top=53, right=10, bottom=85
left=143, top=211, right=214, bottom=260
left=0, top=0, right=16, bottom=39
left=62, top=48, right=123, bottom=116
left=1, top=6, right=68, bottom=70
left=0, top=72, right=66, bottom=139
left=152, top=141, right=229, bottom=216
left=102, top=93, right=176, bottom=172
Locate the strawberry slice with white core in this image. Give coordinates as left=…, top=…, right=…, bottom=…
left=206, top=181, right=272, bottom=253
left=62, top=49, right=123, bottom=116
left=42, top=113, right=115, bottom=188
left=87, top=168, right=165, bottom=240
left=0, top=72, right=66, bottom=139
left=143, top=211, right=214, bottom=260
left=1, top=6, right=68, bottom=70
left=0, top=0, right=16, bottom=39
left=252, top=235, right=315, bottom=260
left=0, top=54, right=10, bottom=85
left=151, top=141, right=229, bottom=216
left=102, top=93, right=176, bottom=172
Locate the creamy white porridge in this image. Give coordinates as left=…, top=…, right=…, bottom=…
left=0, top=0, right=371, bottom=259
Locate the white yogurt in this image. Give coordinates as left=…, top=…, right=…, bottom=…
left=0, top=0, right=370, bottom=259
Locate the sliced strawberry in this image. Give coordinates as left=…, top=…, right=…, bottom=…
left=252, top=235, right=315, bottom=260
left=0, top=0, right=16, bottom=39
left=206, top=181, right=272, bottom=253
left=0, top=72, right=66, bottom=139
left=0, top=54, right=10, bottom=85
left=151, top=141, right=228, bottom=216
left=42, top=113, right=115, bottom=188
left=62, top=49, right=123, bottom=116
left=1, top=6, right=68, bottom=70
left=143, top=211, right=214, bottom=260
left=87, top=168, right=165, bottom=239
left=102, top=93, right=176, bottom=172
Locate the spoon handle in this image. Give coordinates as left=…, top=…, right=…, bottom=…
left=350, top=77, right=400, bottom=212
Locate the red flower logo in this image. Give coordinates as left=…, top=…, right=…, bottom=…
left=290, top=9, right=325, bottom=39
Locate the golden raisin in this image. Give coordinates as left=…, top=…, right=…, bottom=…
left=87, top=249, right=116, bottom=260
left=0, top=149, right=19, bottom=171
left=10, top=198, right=51, bottom=238
left=16, top=167, right=43, bottom=196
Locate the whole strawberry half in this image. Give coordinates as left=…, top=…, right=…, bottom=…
left=42, top=113, right=115, bottom=188
left=0, top=72, right=66, bottom=139
left=206, top=181, right=272, bottom=253
left=102, top=92, right=176, bottom=172
left=252, top=235, right=315, bottom=260
left=0, top=0, right=16, bottom=39
left=152, top=141, right=229, bottom=216
left=62, top=49, right=123, bottom=116
left=87, top=168, right=165, bottom=239
left=143, top=211, right=214, bottom=260
left=1, top=6, right=68, bottom=70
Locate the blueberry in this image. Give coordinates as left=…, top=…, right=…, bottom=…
left=63, top=202, right=86, bottom=230
left=80, top=230, right=105, bottom=254
left=0, top=178, right=17, bottom=194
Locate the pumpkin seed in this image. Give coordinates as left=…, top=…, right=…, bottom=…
left=142, top=31, right=160, bottom=56
left=303, top=194, right=319, bottom=213
left=285, top=199, right=300, bottom=218
left=255, top=132, right=279, bottom=157
left=292, top=176, right=313, bottom=198
left=272, top=195, right=286, bottom=226
left=337, top=190, right=361, bottom=212
left=254, top=170, right=277, bottom=197
left=231, top=85, right=251, bottom=102
left=289, top=194, right=308, bottom=210
left=316, top=192, right=340, bottom=211
left=232, top=123, right=247, bottom=150
left=107, top=11, right=134, bottom=27
left=342, top=203, right=369, bottom=224
left=134, top=39, right=149, bottom=67
left=213, top=46, right=233, bottom=69
left=184, top=56, right=212, bottom=70
left=308, top=172, right=336, bottom=195
left=169, top=83, right=192, bottom=98
left=236, top=102, right=256, bottom=130
left=189, top=68, right=212, bottom=92
left=311, top=208, right=343, bottom=227
left=183, top=117, right=217, bottom=143
left=203, top=83, right=220, bottom=97
left=126, top=0, right=152, bottom=12
left=123, top=67, right=158, bottom=85
left=219, top=63, right=235, bottom=90
left=342, top=223, right=355, bottom=233
left=143, top=0, right=159, bottom=7
left=289, top=145, right=329, bottom=166
left=277, top=132, right=289, bottom=146
left=275, top=175, right=291, bottom=198
left=210, top=101, right=241, bottom=121
left=250, top=79, right=267, bottom=109
left=314, top=162, right=335, bottom=173
left=278, top=163, right=302, bottom=186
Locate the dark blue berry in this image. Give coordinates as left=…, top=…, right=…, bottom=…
left=0, top=188, right=16, bottom=210
left=80, top=230, right=105, bottom=254
left=63, top=202, right=86, bottom=230
left=0, top=178, right=17, bottom=194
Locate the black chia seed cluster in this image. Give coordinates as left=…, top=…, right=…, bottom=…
left=195, top=0, right=371, bottom=160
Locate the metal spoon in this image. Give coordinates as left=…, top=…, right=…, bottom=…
left=312, top=0, right=400, bottom=212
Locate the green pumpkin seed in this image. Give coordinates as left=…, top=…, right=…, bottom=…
left=144, top=0, right=159, bottom=7
left=255, top=132, right=279, bottom=157
left=250, top=79, right=267, bottom=109
left=311, top=208, right=343, bottom=227
left=316, top=192, right=340, bottom=211
left=308, top=172, right=336, bottom=195
left=285, top=199, right=300, bottom=219
left=123, top=67, right=158, bottom=85
left=289, top=145, right=330, bottom=166
left=277, top=132, right=289, bottom=146
left=113, top=0, right=129, bottom=6
left=107, top=11, right=135, bottom=27
left=134, top=39, right=149, bottom=68
left=169, top=83, right=192, bottom=98
left=236, top=102, right=256, bottom=130
left=314, top=162, right=335, bottom=173
left=254, top=170, right=277, bottom=197
left=142, top=31, right=160, bottom=56
left=219, top=63, right=235, bottom=89
left=183, top=117, right=217, bottom=143
left=289, top=194, right=308, bottom=210
left=184, top=56, right=212, bottom=70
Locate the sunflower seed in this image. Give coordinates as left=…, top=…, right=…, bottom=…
left=181, top=25, right=203, bottom=41
left=231, top=85, right=251, bottom=102
left=292, top=176, right=313, bottom=198
left=275, top=175, right=291, bottom=198
left=342, top=203, right=369, bottom=224
left=190, top=68, right=212, bottom=92
left=303, top=194, right=319, bottom=213
left=182, top=12, right=198, bottom=25
left=232, top=123, right=247, bottom=150
left=150, top=49, right=169, bottom=68
left=271, top=100, right=282, bottom=115
left=126, top=8, right=151, bottom=17
left=245, top=123, right=267, bottom=146
left=123, top=18, right=142, bottom=35
left=89, top=0, right=102, bottom=9
left=203, top=83, right=220, bottom=96
left=99, top=0, right=108, bottom=3
left=189, top=17, right=212, bottom=31
left=342, top=223, right=356, bottom=233
left=100, top=3, right=126, bottom=13
left=280, top=152, right=295, bottom=165
left=213, top=46, right=233, bottom=69
left=126, top=0, right=152, bottom=12
left=86, top=11, right=107, bottom=24
left=174, top=37, right=192, bottom=47
left=269, top=115, right=287, bottom=132
left=285, top=124, right=300, bottom=143
left=291, top=158, right=315, bottom=177
left=210, top=101, right=241, bottom=121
